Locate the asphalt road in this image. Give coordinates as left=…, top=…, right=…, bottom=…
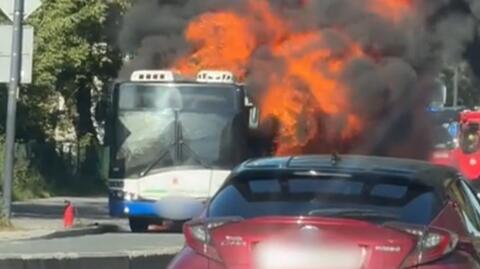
left=0, top=232, right=184, bottom=269
left=11, top=196, right=129, bottom=230
left=0, top=197, right=185, bottom=268
left=0, top=232, right=184, bottom=259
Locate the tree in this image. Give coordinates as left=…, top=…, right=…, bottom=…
left=0, top=1, right=130, bottom=195
left=23, top=0, right=128, bottom=143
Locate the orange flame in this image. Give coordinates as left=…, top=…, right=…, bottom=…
left=174, top=1, right=284, bottom=79
left=174, top=12, right=255, bottom=79
left=262, top=31, right=364, bottom=155
left=369, top=0, right=413, bottom=23
left=173, top=1, right=397, bottom=156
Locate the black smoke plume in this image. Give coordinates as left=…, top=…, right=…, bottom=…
left=118, top=0, right=480, bottom=160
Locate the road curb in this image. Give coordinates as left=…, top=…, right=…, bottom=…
left=0, top=250, right=179, bottom=269
left=30, top=223, right=121, bottom=240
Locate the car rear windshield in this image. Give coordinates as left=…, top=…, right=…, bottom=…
left=208, top=170, right=443, bottom=225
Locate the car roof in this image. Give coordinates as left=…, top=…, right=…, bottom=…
left=235, top=155, right=458, bottom=188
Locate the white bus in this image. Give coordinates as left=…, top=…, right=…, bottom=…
left=103, top=70, right=259, bottom=232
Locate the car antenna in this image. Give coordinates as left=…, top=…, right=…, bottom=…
left=331, top=152, right=341, bottom=165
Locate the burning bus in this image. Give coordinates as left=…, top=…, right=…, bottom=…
left=103, top=70, right=260, bottom=232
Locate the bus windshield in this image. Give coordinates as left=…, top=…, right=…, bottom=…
left=118, top=83, right=238, bottom=112
left=429, top=108, right=461, bottom=150
left=109, top=83, right=247, bottom=178
left=432, top=124, right=456, bottom=149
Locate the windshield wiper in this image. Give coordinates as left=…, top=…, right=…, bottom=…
left=175, top=110, right=212, bottom=170
left=139, top=110, right=212, bottom=177
left=307, top=208, right=400, bottom=221
left=180, top=140, right=212, bottom=170
left=139, top=138, right=212, bottom=178
left=139, top=143, right=175, bottom=177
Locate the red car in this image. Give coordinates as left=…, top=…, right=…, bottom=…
left=168, top=155, right=480, bottom=269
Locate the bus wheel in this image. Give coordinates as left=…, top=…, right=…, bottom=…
left=129, top=217, right=149, bottom=233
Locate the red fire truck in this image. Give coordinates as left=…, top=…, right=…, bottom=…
left=431, top=110, right=480, bottom=188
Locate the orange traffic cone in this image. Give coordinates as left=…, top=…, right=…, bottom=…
left=63, top=200, right=75, bottom=228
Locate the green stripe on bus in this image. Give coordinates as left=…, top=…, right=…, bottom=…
left=141, top=190, right=168, bottom=193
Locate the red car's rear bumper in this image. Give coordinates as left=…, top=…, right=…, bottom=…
left=168, top=247, right=479, bottom=269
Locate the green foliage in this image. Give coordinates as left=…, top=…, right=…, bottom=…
left=0, top=137, right=49, bottom=201
left=2, top=0, right=130, bottom=139
left=30, top=0, right=119, bottom=88
left=78, top=133, right=100, bottom=177
left=11, top=158, right=50, bottom=201
left=14, top=0, right=129, bottom=141
left=0, top=1, right=130, bottom=197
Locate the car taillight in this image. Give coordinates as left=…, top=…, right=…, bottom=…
left=387, top=223, right=459, bottom=268
left=183, top=217, right=243, bottom=262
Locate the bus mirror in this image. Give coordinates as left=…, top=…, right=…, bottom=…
left=249, top=107, right=260, bottom=129
left=430, top=78, right=447, bottom=109
left=244, top=96, right=254, bottom=108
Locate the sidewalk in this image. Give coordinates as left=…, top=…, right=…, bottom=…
left=0, top=230, right=55, bottom=241
left=0, top=227, right=55, bottom=242
left=0, top=209, right=64, bottom=242
left=0, top=197, right=127, bottom=241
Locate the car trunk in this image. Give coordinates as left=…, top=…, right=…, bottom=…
left=208, top=216, right=417, bottom=269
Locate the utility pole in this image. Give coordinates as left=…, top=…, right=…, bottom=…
left=2, top=0, right=24, bottom=219
left=453, top=65, right=459, bottom=107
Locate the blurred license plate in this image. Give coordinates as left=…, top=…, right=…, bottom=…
left=253, top=243, right=364, bottom=269
left=433, top=152, right=449, bottom=158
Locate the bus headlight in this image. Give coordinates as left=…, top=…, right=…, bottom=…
left=113, top=191, right=124, bottom=199
left=124, top=192, right=139, bottom=201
